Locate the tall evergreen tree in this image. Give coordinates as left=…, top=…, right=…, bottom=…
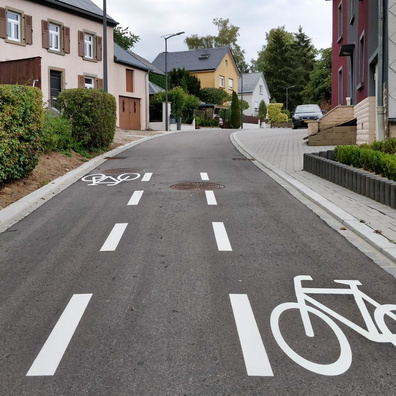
left=230, top=91, right=241, bottom=128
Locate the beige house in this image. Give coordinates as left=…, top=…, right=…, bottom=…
left=0, top=0, right=149, bottom=129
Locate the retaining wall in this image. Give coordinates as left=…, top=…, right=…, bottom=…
left=303, top=151, right=396, bottom=209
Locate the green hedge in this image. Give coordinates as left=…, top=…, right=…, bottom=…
left=0, top=85, right=44, bottom=183
left=335, top=143, right=396, bottom=181
left=58, top=89, right=116, bottom=149
left=267, top=103, right=288, bottom=123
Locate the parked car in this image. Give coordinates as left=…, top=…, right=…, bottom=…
left=292, top=104, right=323, bottom=129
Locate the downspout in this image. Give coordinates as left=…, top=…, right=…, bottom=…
left=377, top=0, right=385, bottom=140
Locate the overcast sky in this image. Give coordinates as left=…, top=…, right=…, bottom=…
left=92, top=0, right=333, bottom=65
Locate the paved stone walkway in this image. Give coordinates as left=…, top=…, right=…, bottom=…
left=233, top=128, right=396, bottom=266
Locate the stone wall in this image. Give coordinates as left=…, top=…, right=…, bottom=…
left=318, top=105, right=355, bottom=130
left=354, top=96, right=376, bottom=145
left=308, top=126, right=357, bottom=146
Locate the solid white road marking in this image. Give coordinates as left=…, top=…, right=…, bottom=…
left=200, top=172, right=209, bottom=181
left=229, top=294, right=274, bottom=377
left=100, top=223, right=128, bottom=251
left=212, top=222, right=232, bottom=251
left=205, top=190, right=217, bottom=205
left=142, top=173, right=152, bottom=181
left=128, top=190, right=144, bottom=206
left=26, top=294, right=92, bottom=376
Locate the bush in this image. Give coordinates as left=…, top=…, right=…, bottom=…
left=0, top=85, right=44, bottom=183
left=267, top=103, right=288, bottom=123
left=230, top=91, right=241, bottom=129
left=40, top=110, right=74, bottom=153
left=58, top=88, right=116, bottom=149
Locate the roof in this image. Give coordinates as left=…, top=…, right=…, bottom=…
left=239, top=72, right=264, bottom=93
left=152, top=47, right=232, bottom=73
left=30, top=0, right=118, bottom=26
left=149, top=81, right=164, bottom=95
left=113, top=43, right=149, bottom=71
left=128, top=51, right=165, bottom=75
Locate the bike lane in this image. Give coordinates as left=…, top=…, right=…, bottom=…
left=0, top=130, right=396, bottom=394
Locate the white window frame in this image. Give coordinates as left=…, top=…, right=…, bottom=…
left=259, top=85, right=263, bottom=95
left=228, top=78, right=233, bottom=90
left=219, top=75, right=225, bottom=88
left=49, top=23, right=61, bottom=51
left=84, top=33, right=94, bottom=59
left=84, top=76, right=95, bottom=89
left=7, top=10, right=21, bottom=42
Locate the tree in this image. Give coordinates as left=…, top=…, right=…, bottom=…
left=185, top=18, right=248, bottom=72
left=168, top=68, right=201, bottom=96
left=198, top=87, right=230, bottom=105
left=303, top=47, right=332, bottom=108
left=230, top=91, right=241, bottom=128
left=113, top=26, right=140, bottom=50
left=258, top=100, right=267, bottom=121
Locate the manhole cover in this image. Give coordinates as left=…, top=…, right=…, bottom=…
left=104, top=156, right=127, bottom=160
left=170, top=182, right=225, bottom=191
left=103, top=168, right=143, bottom=174
left=233, top=157, right=254, bottom=161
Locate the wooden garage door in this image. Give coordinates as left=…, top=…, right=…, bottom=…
left=119, top=96, right=141, bottom=130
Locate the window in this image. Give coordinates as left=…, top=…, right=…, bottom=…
left=259, top=85, right=263, bottom=95
left=85, top=77, right=94, bottom=89
left=338, top=67, right=343, bottom=105
left=350, top=0, right=356, bottom=24
left=358, top=32, right=365, bottom=88
left=126, top=69, right=134, bottom=92
left=49, top=23, right=60, bottom=51
left=78, top=75, right=103, bottom=89
left=84, top=33, right=94, bottom=59
left=7, top=10, right=20, bottom=41
left=219, top=75, right=225, bottom=88
left=78, top=31, right=102, bottom=61
left=337, top=2, right=343, bottom=41
left=254, top=101, right=258, bottom=111
left=228, top=78, right=233, bottom=89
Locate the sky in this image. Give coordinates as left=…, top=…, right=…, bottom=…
left=91, top=0, right=333, bottom=65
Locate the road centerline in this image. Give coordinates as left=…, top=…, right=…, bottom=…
left=200, top=172, right=209, bottom=181
left=26, top=294, right=92, bottom=377
left=229, top=294, right=274, bottom=377
left=100, top=223, right=128, bottom=251
left=212, top=222, right=232, bottom=251
left=141, top=173, right=152, bottom=181
left=128, top=190, right=144, bottom=206
left=205, top=190, right=217, bottom=205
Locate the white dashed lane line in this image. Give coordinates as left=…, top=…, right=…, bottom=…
left=128, top=190, right=144, bottom=206
left=205, top=190, right=217, bottom=205
left=26, top=294, right=92, bottom=376
left=212, top=222, right=232, bottom=251
left=141, top=173, right=153, bottom=181
left=229, top=294, right=274, bottom=377
left=200, top=172, right=209, bottom=181
left=100, top=223, right=128, bottom=251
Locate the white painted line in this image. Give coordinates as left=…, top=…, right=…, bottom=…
left=100, top=223, right=128, bottom=251
left=128, top=190, right=144, bottom=206
left=26, top=294, right=92, bottom=376
left=205, top=190, right=217, bottom=205
left=200, top=172, right=209, bottom=181
left=212, top=222, right=232, bottom=251
left=142, top=173, right=152, bottom=181
left=229, top=294, right=274, bottom=377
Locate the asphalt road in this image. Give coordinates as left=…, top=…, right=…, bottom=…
left=1, top=130, right=396, bottom=395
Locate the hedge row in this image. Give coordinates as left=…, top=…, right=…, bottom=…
left=335, top=144, right=396, bottom=181
left=0, top=85, right=44, bottom=183
left=58, top=88, right=116, bottom=149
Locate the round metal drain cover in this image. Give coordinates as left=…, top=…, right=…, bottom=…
left=170, top=182, right=225, bottom=191
left=103, top=168, right=143, bottom=174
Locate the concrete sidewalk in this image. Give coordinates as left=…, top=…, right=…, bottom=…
left=231, top=128, right=396, bottom=269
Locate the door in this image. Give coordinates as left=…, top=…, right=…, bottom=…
left=119, top=96, right=141, bottom=130
left=50, top=70, right=62, bottom=109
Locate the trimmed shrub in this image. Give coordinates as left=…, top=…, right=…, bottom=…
left=230, top=91, right=241, bottom=129
left=267, top=103, right=288, bottom=123
left=0, top=85, right=44, bottom=183
left=58, top=88, right=116, bottom=149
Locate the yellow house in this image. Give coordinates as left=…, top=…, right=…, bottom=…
left=152, top=47, right=240, bottom=95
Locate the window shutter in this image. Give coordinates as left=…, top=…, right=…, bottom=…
left=78, top=75, right=85, bottom=88
left=96, top=78, right=103, bottom=90
left=78, top=31, right=84, bottom=57
left=24, top=15, right=33, bottom=44
left=63, top=26, right=70, bottom=53
left=0, top=8, right=6, bottom=39
left=41, top=20, right=49, bottom=48
left=96, top=36, right=102, bottom=61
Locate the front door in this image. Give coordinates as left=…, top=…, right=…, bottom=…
left=119, top=96, right=141, bottom=130
left=50, top=70, right=62, bottom=109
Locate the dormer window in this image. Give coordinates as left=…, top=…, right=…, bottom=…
left=199, top=54, right=210, bottom=60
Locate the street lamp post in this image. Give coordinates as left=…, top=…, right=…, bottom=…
left=285, top=85, right=296, bottom=113
left=163, top=31, right=184, bottom=131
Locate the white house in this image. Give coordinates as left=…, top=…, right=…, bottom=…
left=238, top=72, right=270, bottom=117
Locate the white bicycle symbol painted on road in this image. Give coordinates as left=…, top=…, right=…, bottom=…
left=81, top=173, right=141, bottom=186
left=271, top=275, right=396, bottom=376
